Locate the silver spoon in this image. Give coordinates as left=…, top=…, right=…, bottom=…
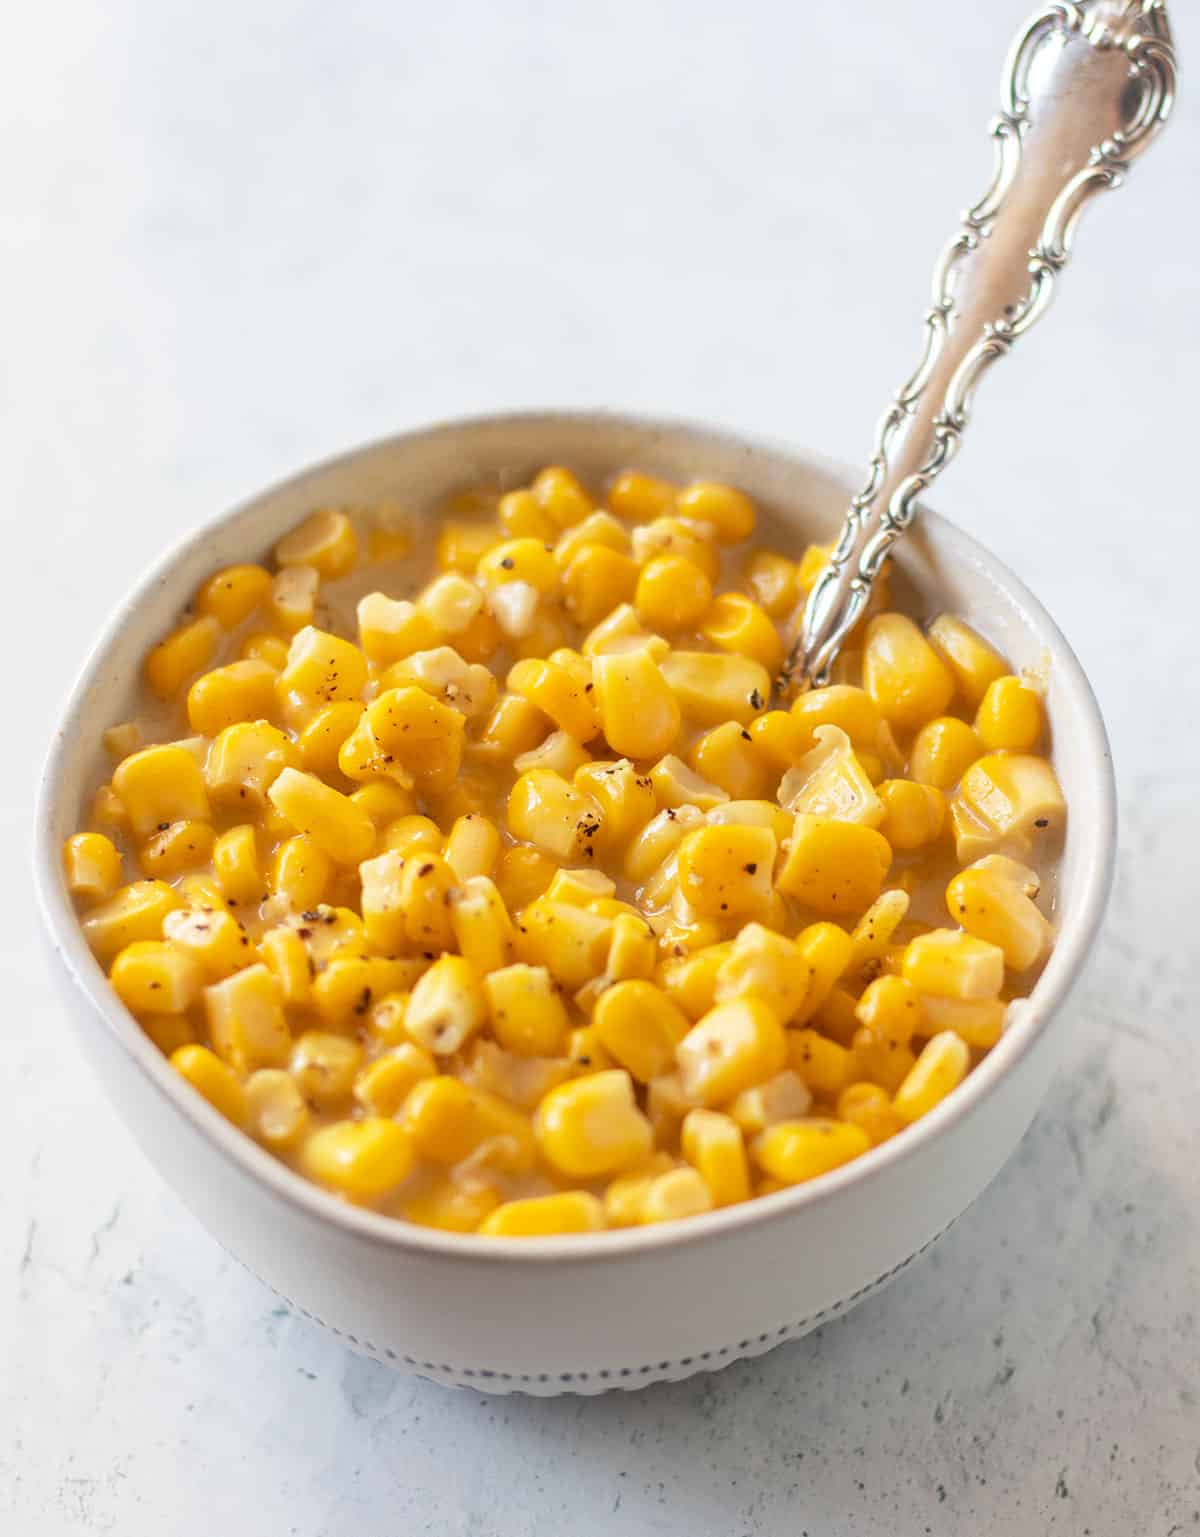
left=786, top=0, right=1177, bottom=693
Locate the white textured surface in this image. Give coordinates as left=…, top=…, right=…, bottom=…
left=3, top=2, right=1197, bottom=1532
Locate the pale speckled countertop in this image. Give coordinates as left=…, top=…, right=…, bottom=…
left=4, top=3, right=1199, bottom=1532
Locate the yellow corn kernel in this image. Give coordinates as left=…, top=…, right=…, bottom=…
left=700, top=593, right=784, bottom=674
left=240, top=631, right=291, bottom=669
left=535, top=1068, right=654, bottom=1179
left=267, top=768, right=375, bottom=865
left=102, top=721, right=142, bottom=761
left=579, top=602, right=656, bottom=657
left=244, top=1069, right=310, bottom=1149
left=796, top=542, right=833, bottom=593
left=555, top=509, right=634, bottom=566
left=416, top=572, right=484, bottom=637
left=285, top=904, right=369, bottom=969
left=975, top=674, right=1045, bottom=752
left=726, top=1069, right=813, bottom=1137
left=836, top=1082, right=903, bottom=1145
left=854, top=975, right=922, bottom=1047
left=952, top=752, right=1066, bottom=861
left=480, top=1190, right=606, bottom=1237
left=140, top=1013, right=195, bottom=1056
left=507, top=769, right=598, bottom=861
left=514, top=898, right=612, bottom=988
left=196, top=563, right=273, bottom=628
left=278, top=625, right=367, bottom=706
left=144, top=615, right=221, bottom=699
left=478, top=963, right=565, bottom=1058
left=495, top=845, right=557, bottom=912
left=434, top=520, right=499, bottom=574
left=790, top=684, right=886, bottom=753
left=507, top=656, right=598, bottom=742
left=877, top=778, right=946, bottom=851
left=400, top=1076, right=478, bottom=1162
left=476, top=693, right=548, bottom=763
left=746, top=550, right=800, bottom=619
left=205, top=721, right=298, bottom=811
left=562, top=1026, right=614, bottom=1079
left=689, top=721, right=771, bottom=801
left=748, top=709, right=807, bottom=770
left=438, top=814, right=497, bottom=884
left=753, top=1117, right=871, bottom=1184
left=405, top=1180, right=501, bottom=1234
left=607, top=470, right=676, bottom=522
left=186, top=659, right=277, bottom=737
left=776, top=814, right=892, bottom=917
left=605, top=911, right=657, bottom=981
left=365, top=991, right=413, bottom=1048
left=498, top=488, right=557, bottom=542
left=862, top=614, right=954, bottom=730
left=903, top=929, right=1005, bottom=1000
left=945, top=864, right=1051, bottom=971
left=364, top=686, right=465, bottom=792
left=565, top=763, right=652, bottom=859
left=205, top=962, right=290, bottom=1071
left=289, top=1030, right=363, bottom=1106
left=927, top=614, right=1008, bottom=707
left=350, top=1046, right=435, bottom=1119
left=914, top=995, right=1007, bottom=1049
left=788, top=1027, right=854, bottom=1098
left=634, top=554, right=713, bottom=631
left=81, top=880, right=182, bottom=967
left=681, top=1108, right=750, bottom=1206
left=212, top=824, right=262, bottom=905
left=810, top=986, right=861, bottom=1047
left=660, top=650, right=771, bottom=728
left=512, top=729, right=590, bottom=780
left=402, top=955, right=485, bottom=1055
left=592, top=980, right=691, bottom=1083
left=658, top=940, right=732, bottom=1018
left=333, top=712, right=405, bottom=786
left=291, top=702, right=359, bottom=779
left=446, top=875, right=512, bottom=973
left=777, top=724, right=884, bottom=827
left=545, top=867, right=615, bottom=907
left=170, top=1044, right=247, bottom=1126
left=266, top=835, right=330, bottom=912
left=639, top=1166, right=714, bottom=1224
left=356, top=592, right=438, bottom=666
left=269, top=565, right=319, bottom=634
left=631, top=516, right=719, bottom=581
left=715, top=923, right=811, bottom=1021
left=527, top=464, right=591, bottom=529
left=603, top=1154, right=677, bottom=1226
left=562, top=545, right=639, bottom=629
left=63, top=832, right=122, bottom=903
left=477, top=536, right=560, bottom=595
left=384, top=648, right=499, bottom=724
left=110, top=940, right=203, bottom=1015
left=138, top=819, right=215, bottom=879
left=676, top=481, right=755, bottom=544
left=112, top=744, right=210, bottom=839
left=453, top=606, right=506, bottom=665
left=258, top=926, right=312, bottom=1005
left=275, top=508, right=358, bottom=579
left=785, top=922, right=851, bottom=1025
left=847, top=889, right=910, bottom=979
left=677, top=997, right=787, bottom=1106
left=892, top=1031, right=971, bottom=1124
left=314, top=953, right=415, bottom=1028
left=676, top=824, right=776, bottom=919
left=624, top=804, right=704, bottom=884
left=909, top=716, right=981, bottom=790
left=301, top=1118, right=414, bottom=1200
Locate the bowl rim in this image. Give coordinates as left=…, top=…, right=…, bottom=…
left=34, top=408, right=1117, bottom=1265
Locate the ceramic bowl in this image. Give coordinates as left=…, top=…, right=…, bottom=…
left=34, top=412, right=1115, bottom=1395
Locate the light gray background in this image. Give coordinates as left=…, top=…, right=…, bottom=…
left=4, top=3, right=1198, bottom=1533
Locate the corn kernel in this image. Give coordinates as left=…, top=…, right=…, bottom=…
left=862, top=614, right=954, bottom=730
left=170, top=1044, right=247, bottom=1126
left=498, top=489, right=557, bottom=542
left=112, top=744, right=211, bottom=839
left=854, top=974, right=921, bottom=1045
left=205, top=721, right=298, bottom=810
left=241, top=631, right=291, bottom=669
left=514, top=898, right=612, bottom=987
left=275, top=508, right=358, bottom=579
left=532, top=464, right=592, bottom=528
left=110, top=940, right=203, bottom=1015
left=787, top=1027, right=854, bottom=1098
left=892, top=1031, right=970, bottom=1124
left=605, top=911, right=657, bottom=981
left=677, top=997, right=787, bottom=1106
left=915, top=995, right=1007, bottom=1049
left=140, top=1013, right=195, bottom=1056
left=354, top=1044, right=435, bottom=1119
left=82, top=880, right=182, bottom=966
left=592, top=980, right=690, bottom=1083
left=676, top=824, right=775, bottom=919
left=435, top=520, right=499, bottom=573
left=508, top=768, right=599, bottom=862
left=676, top=481, right=755, bottom=544
left=902, top=929, right=1005, bottom=1000
left=289, top=1030, right=363, bottom=1106
left=753, top=1118, right=870, bottom=1184
left=267, top=767, right=375, bottom=865
left=790, top=684, right=886, bottom=753
left=746, top=550, right=799, bottom=619
left=196, top=563, right=273, bottom=628
left=776, top=814, right=892, bottom=917
left=144, top=616, right=221, bottom=699
left=927, top=614, right=1007, bottom=707
left=726, top=1070, right=813, bottom=1137
left=63, top=832, right=122, bottom=903
left=205, top=963, right=290, bottom=1071
left=624, top=804, right=704, bottom=884
left=909, top=716, right=981, bottom=790
left=495, top=845, right=557, bottom=912
left=476, top=693, right=548, bottom=762
left=778, top=724, right=884, bottom=827
left=660, top=650, right=772, bottom=727
left=639, top=1166, right=714, bottom=1224
left=480, top=1191, right=606, bottom=1236
left=631, top=517, right=719, bottom=581
left=689, top=722, right=770, bottom=801
left=608, top=470, right=676, bottom=522
left=715, top=923, right=810, bottom=1021
left=405, top=1180, right=502, bottom=1233
left=700, top=593, right=784, bottom=674
left=975, top=674, right=1045, bottom=752
left=243, top=1069, right=309, bottom=1148
left=312, top=954, right=417, bottom=1029
left=478, top=537, right=560, bottom=595
left=535, top=1069, right=653, bottom=1178
left=301, top=1118, right=414, bottom=1200
left=404, top=955, right=486, bottom=1055
left=847, top=889, right=910, bottom=982
left=836, top=1081, right=903, bottom=1145
left=810, top=986, right=861, bottom=1047
left=268, top=835, right=332, bottom=912
left=681, top=1108, right=750, bottom=1206
left=186, top=659, right=278, bottom=737
left=634, top=555, right=713, bottom=631
left=258, top=925, right=312, bottom=1005
left=356, top=593, right=438, bottom=666
left=945, top=864, right=1051, bottom=971
left=877, top=779, right=946, bottom=850
left=269, top=565, right=319, bottom=634
left=563, top=545, right=639, bottom=628
left=951, top=752, right=1066, bottom=861
left=212, top=824, right=263, bottom=905
left=447, top=875, right=513, bottom=973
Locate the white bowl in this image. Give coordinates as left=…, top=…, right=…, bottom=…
left=34, top=412, right=1115, bottom=1395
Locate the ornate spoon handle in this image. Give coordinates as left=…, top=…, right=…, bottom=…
left=787, top=0, right=1176, bottom=691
